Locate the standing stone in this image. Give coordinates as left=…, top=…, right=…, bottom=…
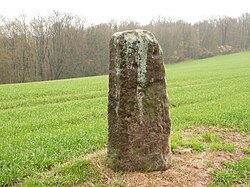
left=108, top=30, right=172, bottom=171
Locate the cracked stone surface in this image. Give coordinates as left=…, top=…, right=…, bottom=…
left=108, top=30, right=172, bottom=171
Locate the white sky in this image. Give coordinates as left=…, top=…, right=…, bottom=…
left=0, top=0, right=250, bottom=25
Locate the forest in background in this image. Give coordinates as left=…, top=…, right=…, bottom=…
left=0, top=12, right=250, bottom=84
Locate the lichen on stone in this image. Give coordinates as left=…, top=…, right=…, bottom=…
left=112, top=36, right=121, bottom=118
left=111, top=30, right=162, bottom=126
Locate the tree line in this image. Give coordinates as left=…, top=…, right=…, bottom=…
left=0, top=12, right=250, bottom=84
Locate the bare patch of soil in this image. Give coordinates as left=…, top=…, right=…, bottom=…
left=87, top=127, right=250, bottom=187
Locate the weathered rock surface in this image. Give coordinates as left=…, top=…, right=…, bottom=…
left=108, top=30, right=172, bottom=171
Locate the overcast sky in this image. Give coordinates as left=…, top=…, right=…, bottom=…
left=0, top=0, right=250, bottom=25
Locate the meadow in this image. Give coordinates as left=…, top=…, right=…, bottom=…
left=0, top=52, right=250, bottom=186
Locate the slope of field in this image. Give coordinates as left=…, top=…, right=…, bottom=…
left=0, top=52, right=250, bottom=186
left=168, top=52, right=250, bottom=131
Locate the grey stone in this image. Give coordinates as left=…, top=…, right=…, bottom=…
left=177, top=148, right=193, bottom=154
left=108, top=29, right=172, bottom=171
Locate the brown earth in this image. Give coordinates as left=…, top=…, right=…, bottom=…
left=86, top=127, right=250, bottom=187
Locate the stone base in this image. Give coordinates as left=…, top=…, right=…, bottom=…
left=108, top=149, right=172, bottom=172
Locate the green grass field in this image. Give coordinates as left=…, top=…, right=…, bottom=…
left=0, top=52, right=250, bottom=186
